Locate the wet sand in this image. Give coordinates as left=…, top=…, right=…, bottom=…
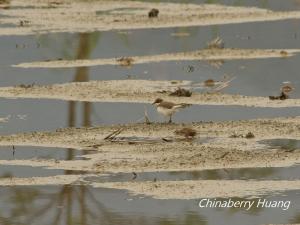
left=0, top=117, right=300, bottom=173
left=2, top=1, right=300, bottom=36
left=1, top=117, right=300, bottom=149
left=13, top=49, right=300, bottom=68
left=0, top=80, right=299, bottom=108
left=0, top=143, right=299, bottom=173
left=1, top=175, right=300, bottom=200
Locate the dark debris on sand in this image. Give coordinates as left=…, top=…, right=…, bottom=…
left=169, top=87, right=192, bottom=97
left=148, top=8, right=159, bottom=18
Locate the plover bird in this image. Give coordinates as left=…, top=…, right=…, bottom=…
left=281, top=84, right=294, bottom=95
left=152, top=98, right=191, bottom=123
left=269, top=83, right=294, bottom=100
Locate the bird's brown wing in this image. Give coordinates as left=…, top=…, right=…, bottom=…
left=158, top=101, right=176, bottom=109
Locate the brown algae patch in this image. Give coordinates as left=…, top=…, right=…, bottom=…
left=13, top=49, right=300, bottom=68
left=0, top=80, right=300, bottom=108
left=0, top=118, right=300, bottom=173
left=2, top=1, right=300, bottom=36
left=92, top=180, right=300, bottom=199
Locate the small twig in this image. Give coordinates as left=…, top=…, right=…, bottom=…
left=162, top=138, right=173, bottom=142
left=211, top=76, right=236, bottom=92
left=132, top=172, right=137, bottom=180
left=216, top=152, right=229, bottom=160
left=223, top=169, right=229, bottom=174
left=206, top=37, right=225, bottom=49
left=284, top=149, right=296, bottom=153
left=110, top=139, right=157, bottom=144
left=103, top=128, right=123, bottom=140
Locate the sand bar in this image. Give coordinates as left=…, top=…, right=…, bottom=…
left=93, top=180, right=300, bottom=199
left=0, top=176, right=300, bottom=200
left=0, top=80, right=299, bottom=108
left=0, top=118, right=300, bottom=173
left=1, top=1, right=300, bottom=36
left=12, top=49, right=300, bottom=68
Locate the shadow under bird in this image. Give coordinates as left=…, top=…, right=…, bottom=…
left=152, top=98, right=191, bottom=123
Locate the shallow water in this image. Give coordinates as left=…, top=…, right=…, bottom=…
left=0, top=146, right=86, bottom=160
left=0, top=186, right=299, bottom=225
left=1, top=100, right=300, bottom=134
left=0, top=0, right=300, bottom=224
left=84, top=165, right=300, bottom=183
left=0, top=165, right=66, bottom=178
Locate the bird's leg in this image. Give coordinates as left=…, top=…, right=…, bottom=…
left=168, top=115, right=172, bottom=123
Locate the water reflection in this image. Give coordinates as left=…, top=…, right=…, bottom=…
left=0, top=146, right=85, bottom=161
left=0, top=185, right=206, bottom=225
left=0, top=185, right=125, bottom=225
left=57, top=32, right=98, bottom=168
left=87, top=166, right=300, bottom=183
left=0, top=33, right=105, bottom=224
left=169, top=168, right=275, bottom=180
left=1, top=186, right=300, bottom=225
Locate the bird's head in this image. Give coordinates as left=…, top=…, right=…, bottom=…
left=281, top=84, right=294, bottom=94
left=152, top=98, right=163, bottom=105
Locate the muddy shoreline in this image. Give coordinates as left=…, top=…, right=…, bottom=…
left=1, top=176, right=300, bottom=200
left=0, top=80, right=299, bottom=108
left=93, top=180, right=300, bottom=199
left=0, top=117, right=299, bottom=173
left=13, top=48, right=300, bottom=68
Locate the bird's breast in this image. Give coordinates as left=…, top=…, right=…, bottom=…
left=157, top=106, right=175, bottom=116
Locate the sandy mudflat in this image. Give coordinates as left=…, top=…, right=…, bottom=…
left=1, top=176, right=300, bottom=200
left=0, top=144, right=299, bottom=173
left=0, top=117, right=300, bottom=173
left=1, top=117, right=300, bottom=149
left=0, top=80, right=299, bottom=108
left=93, top=180, right=300, bottom=199
left=13, top=49, right=300, bottom=68
left=1, top=1, right=300, bottom=35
